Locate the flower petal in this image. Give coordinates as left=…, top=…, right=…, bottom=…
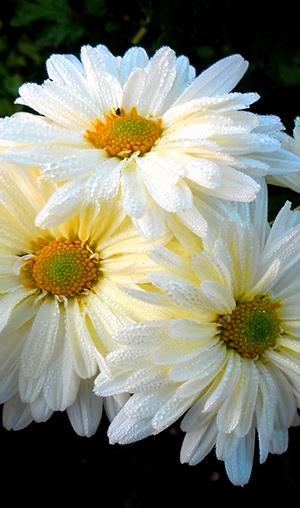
left=2, top=395, right=33, bottom=430
left=137, top=47, right=177, bottom=116
left=35, top=179, right=85, bottom=228
left=120, top=47, right=149, bottom=84
left=80, top=45, right=122, bottom=111
left=174, top=54, right=248, bottom=105
left=0, top=289, right=34, bottom=334
left=21, top=298, right=60, bottom=379
left=84, top=159, right=122, bottom=204
left=121, top=167, right=147, bottom=219
left=67, top=378, right=103, bottom=437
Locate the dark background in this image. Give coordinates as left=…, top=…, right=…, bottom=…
left=1, top=0, right=300, bottom=505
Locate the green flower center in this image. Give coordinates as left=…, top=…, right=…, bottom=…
left=218, top=294, right=281, bottom=359
left=23, top=240, right=99, bottom=297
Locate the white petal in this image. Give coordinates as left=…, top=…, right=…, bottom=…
left=184, top=159, right=221, bottom=188
left=43, top=338, right=80, bottom=411
left=114, top=321, right=168, bottom=347
left=255, top=363, right=277, bottom=443
left=0, top=114, right=82, bottom=144
left=169, top=345, right=226, bottom=382
left=38, top=81, right=98, bottom=123
left=142, top=173, right=193, bottom=212
left=163, top=55, right=195, bottom=107
left=206, top=165, right=260, bottom=202
left=95, top=372, right=133, bottom=396
left=266, top=350, right=300, bottom=376
left=104, top=393, right=129, bottom=422
left=216, top=360, right=251, bottom=433
left=245, top=259, right=280, bottom=298
left=123, top=389, right=172, bottom=419
left=269, top=429, right=288, bottom=455
left=121, top=167, right=147, bottom=218
left=192, top=251, right=230, bottom=288
left=153, top=344, right=209, bottom=367
left=30, top=395, right=53, bottom=422
left=107, top=347, right=148, bottom=369
left=137, top=47, right=177, bottom=116
left=0, top=168, right=42, bottom=236
left=0, top=289, right=33, bottom=333
left=80, top=45, right=122, bottom=111
left=95, top=367, right=168, bottom=396
left=150, top=246, right=190, bottom=275
left=0, top=365, right=18, bottom=404
left=124, top=367, right=169, bottom=392
left=176, top=204, right=208, bottom=238
left=2, top=395, right=33, bottom=430
left=132, top=199, right=167, bottom=239
left=181, top=421, right=217, bottom=465
left=108, top=408, right=153, bottom=444
left=216, top=431, right=239, bottom=461
left=3, top=146, right=99, bottom=179
left=174, top=54, right=248, bottom=105
left=93, top=44, right=119, bottom=75
left=152, top=394, right=196, bottom=432
left=21, top=298, right=60, bottom=379
left=247, top=178, right=269, bottom=250
left=163, top=93, right=259, bottom=127
left=85, top=292, right=128, bottom=352
left=119, top=47, right=149, bottom=84
left=163, top=112, right=256, bottom=140
left=84, top=158, right=122, bottom=204
left=224, top=427, right=255, bottom=486
left=262, top=225, right=300, bottom=286
left=200, top=280, right=235, bottom=313
left=269, top=364, right=296, bottom=428
left=203, top=353, right=241, bottom=413
left=46, top=53, right=89, bottom=91
left=67, top=378, right=103, bottom=437
left=149, top=272, right=204, bottom=311
left=168, top=319, right=217, bottom=340
left=235, top=362, right=259, bottom=437
left=265, top=201, right=294, bottom=248
left=19, top=373, right=44, bottom=403
left=137, top=154, right=184, bottom=184
left=254, top=114, right=283, bottom=134
left=16, top=82, right=94, bottom=128
left=122, top=68, right=147, bottom=111
left=40, top=149, right=103, bottom=181
left=0, top=294, right=36, bottom=336
left=258, top=149, right=300, bottom=175
left=65, top=299, right=98, bottom=379
left=35, top=179, right=85, bottom=228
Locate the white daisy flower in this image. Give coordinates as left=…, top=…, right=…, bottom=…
left=0, top=163, right=170, bottom=436
left=0, top=45, right=299, bottom=238
left=268, top=117, right=300, bottom=192
left=95, top=183, right=300, bottom=485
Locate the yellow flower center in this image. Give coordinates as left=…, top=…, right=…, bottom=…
left=218, top=294, right=281, bottom=359
left=22, top=240, right=99, bottom=297
left=84, top=107, right=162, bottom=158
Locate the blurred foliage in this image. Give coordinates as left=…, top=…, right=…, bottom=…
left=0, top=0, right=299, bottom=127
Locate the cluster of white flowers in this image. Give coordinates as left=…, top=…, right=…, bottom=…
left=1, top=44, right=300, bottom=486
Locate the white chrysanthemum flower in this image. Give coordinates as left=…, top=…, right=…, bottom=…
left=268, top=117, right=300, bottom=192
left=0, top=45, right=299, bottom=239
left=95, top=183, right=300, bottom=485
left=0, top=163, right=171, bottom=436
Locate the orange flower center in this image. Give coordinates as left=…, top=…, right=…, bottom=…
left=22, top=240, right=99, bottom=297
left=84, top=107, right=162, bottom=158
